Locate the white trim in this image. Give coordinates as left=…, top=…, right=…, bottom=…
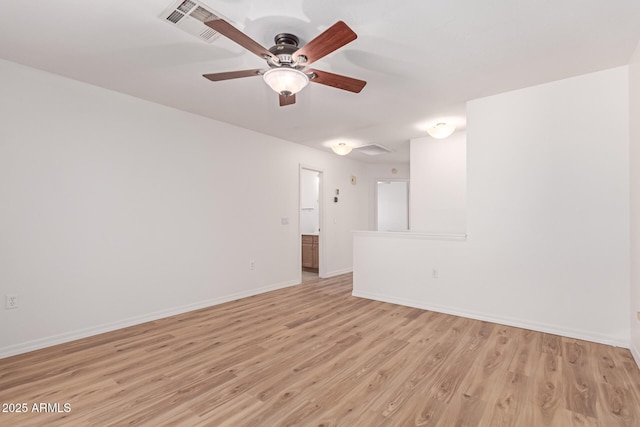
left=353, top=230, right=467, bottom=241
left=352, top=289, right=629, bottom=348
left=0, top=279, right=299, bottom=359
left=632, top=342, right=640, bottom=369
left=323, top=267, right=353, bottom=278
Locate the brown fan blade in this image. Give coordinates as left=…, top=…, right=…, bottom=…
left=203, top=69, right=264, bottom=82
left=202, top=68, right=263, bottom=82
left=279, top=93, right=296, bottom=106
left=205, top=19, right=278, bottom=62
left=307, top=69, right=367, bottom=93
left=292, top=21, right=357, bottom=66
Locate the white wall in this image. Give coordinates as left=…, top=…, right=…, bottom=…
left=0, top=59, right=368, bottom=357
left=354, top=66, right=630, bottom=346
left=630, top=42, right=640, bottom=363
left=410, top=133, right=466, bottom=233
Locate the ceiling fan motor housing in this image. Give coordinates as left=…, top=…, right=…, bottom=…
left=268, top=33, right=304, bottom=67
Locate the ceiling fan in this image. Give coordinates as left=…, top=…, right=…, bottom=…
left=202, top=19, right=367, bottom=106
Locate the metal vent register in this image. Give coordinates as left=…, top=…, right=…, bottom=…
left=159, top=0, right=223, bottom=43
left=354, top=144, right=393, bottom=156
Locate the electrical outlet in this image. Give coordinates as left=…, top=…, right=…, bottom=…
left=432, top=269, right=438, bottom=279
left=249, top=260, right=255, bottom=270
left=6, top=294, right=18, bottom=309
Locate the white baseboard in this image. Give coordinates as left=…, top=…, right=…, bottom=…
left=323, top=267, right=353, bottom=278
left=631, top=343, right=640, bottom=369
left=0, top=279, right=299, bottom=359
left=352, top=290, right=629, bottom=349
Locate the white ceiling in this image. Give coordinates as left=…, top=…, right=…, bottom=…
left=2, top=0, right=640, bottom=163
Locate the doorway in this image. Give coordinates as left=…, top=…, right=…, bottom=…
left=300, top=167, right=322, bottom=282
left=376, top=179, right=409, bottom=231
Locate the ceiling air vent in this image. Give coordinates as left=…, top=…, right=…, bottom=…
left=354, top=144, right=393, bottom=156
left=160, top=0, right=223, bottom=43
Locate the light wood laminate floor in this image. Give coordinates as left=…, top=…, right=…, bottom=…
left=1, top=274, right=640, bottom=426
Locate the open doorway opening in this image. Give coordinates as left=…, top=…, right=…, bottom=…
left=300, top=167, right=322, bottom=282
left=376, top=179, right=409, bottom=231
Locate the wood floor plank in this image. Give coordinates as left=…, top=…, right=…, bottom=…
left=531, top=340, right=566, bottom=426
left=482, top=370, right=530, bottom=426
left=1, top=273, right=639, bottom=426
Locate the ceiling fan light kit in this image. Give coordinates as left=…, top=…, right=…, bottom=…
left=202, top=19, right=366, bottom=106
left=263, top=68, right=309, bottom=96
left=426, top=122, right=456, bottom=139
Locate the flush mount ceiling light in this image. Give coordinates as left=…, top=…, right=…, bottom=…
left=331, top=142, right=352, bottom=156
left=426, top=122, right=456, bottom=139
left=263, top=68, right=309, bottom=97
